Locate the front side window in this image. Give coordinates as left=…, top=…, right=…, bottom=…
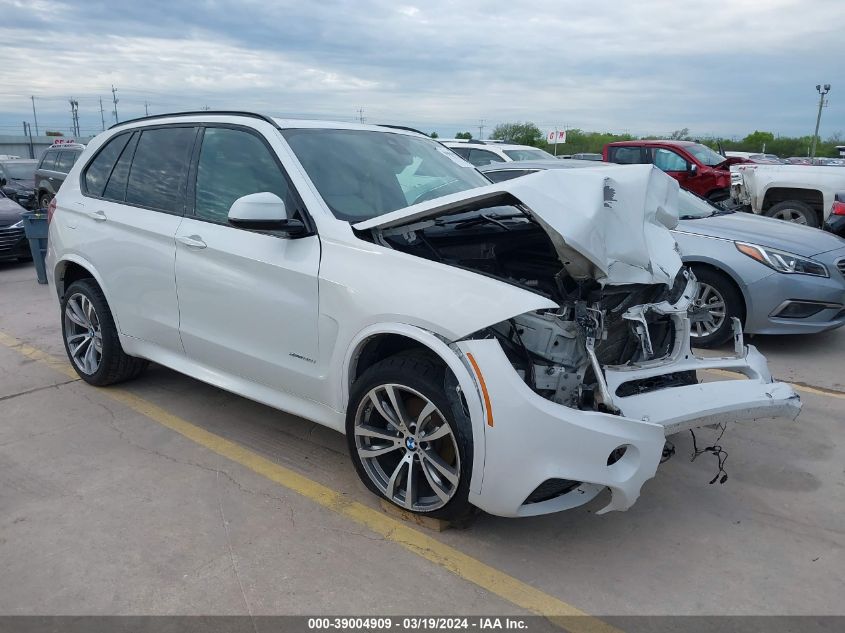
left=83, top=133, right=132, bottom=197
left=55, top=151, right=77, bottom=174
left=125, top=127, right=196, bottom=213
left=282, top=129, right=489, bottom=222
left=653, top=148, right=688, bottom=172
left=194, top=127, right=294, bottom=224
left=39, top=152, right=58, bottom=170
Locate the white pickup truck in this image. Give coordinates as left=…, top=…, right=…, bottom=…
left=730, top=163, right=845, bottom=227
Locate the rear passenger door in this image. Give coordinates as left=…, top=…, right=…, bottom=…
left=174, top=125, right=320, bottom=397
left=81, top=125, right=197, bottom=354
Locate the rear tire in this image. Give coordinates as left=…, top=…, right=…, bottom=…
left=38, top=192, right=52, bottom=211
left=765, top=200, right=818, bottom=227
left=61, top=279, right=148, bottom=386
left=689, top=266, right=744, bottom=348
left=346, top=351, right=475, bottom=522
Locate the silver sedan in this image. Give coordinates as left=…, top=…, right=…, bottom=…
left=481, top=160, right=845, bottom=347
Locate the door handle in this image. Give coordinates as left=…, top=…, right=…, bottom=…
left=176, top=235, right=207, bottom=249
left=87, top=210, right=107, bottom=222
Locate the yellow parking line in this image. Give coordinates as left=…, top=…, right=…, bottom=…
left=0, top=331, right=618, bottom=633
left=705, top=367, right=845, bottom=399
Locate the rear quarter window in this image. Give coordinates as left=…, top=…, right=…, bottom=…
left=83, top=133, right=132, bottom=197
left=608, top=146, right=644, bottom=164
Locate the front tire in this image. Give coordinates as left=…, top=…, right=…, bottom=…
left=689, top=266, right=744, bottom=348
left=346, top=352, right=474, bottom=522
left=61, top=279, right=148, bottom=385
left=765, top=200, right=818, bottom=227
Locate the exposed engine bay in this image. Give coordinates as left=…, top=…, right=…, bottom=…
left=362, top=194, right=698, bottom=412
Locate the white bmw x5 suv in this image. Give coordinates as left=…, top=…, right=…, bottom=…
left=46, top=112, right=800, bottom=520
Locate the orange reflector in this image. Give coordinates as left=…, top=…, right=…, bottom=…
left=466, top=352, right=494, bottom=427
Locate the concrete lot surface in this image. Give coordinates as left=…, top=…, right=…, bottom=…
left=1, top=259, right=843, bottom=622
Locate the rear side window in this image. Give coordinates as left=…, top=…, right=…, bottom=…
left=194, top=127, right=293, bottom=224
left=83, top=133, right=132, bottom=197
left=467, top=149, right=505, bottom=166
left=450, top=147, right=471, bottom=159
left=55, top=151, right=76, bottom=173
left=125, top=127, right=196, bottom=214
left=608, top=146, right=643, bottom=164
left=39, top=152, right=58, bottom=170
left=103, top=133, right=139, bottom=202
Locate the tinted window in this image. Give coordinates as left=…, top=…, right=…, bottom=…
left=609, top=146, right=643, bottom=164
left=653, top=148, right=688, bottom=172
left=39, top=152, right=58, bottom=170
left=84, top=133, right=131, bottom=197
left=103, top=133, right=139, bottom=202
left=195, top=127, right=293, bottom=224
left=55, top=151, right=76, bottom=173
left=450, top=147, right=471, bottom=159
left=125, top=127, right=196, bottom=213
left=485, top=169, right=536, bottom=183
left=467, top=149, right=505, bottom=166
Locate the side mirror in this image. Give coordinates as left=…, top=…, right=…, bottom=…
left=227, top=192, right=308, bottom=236
left=688, top=163, right=698, bottom=176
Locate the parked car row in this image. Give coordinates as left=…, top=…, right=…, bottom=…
left=41, top=112, right=801, bottom=521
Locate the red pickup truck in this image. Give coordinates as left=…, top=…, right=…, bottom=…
left=603, top=140, right=746, bottom=202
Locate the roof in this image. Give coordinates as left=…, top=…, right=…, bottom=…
left=605, top=139, right=697, bottom=147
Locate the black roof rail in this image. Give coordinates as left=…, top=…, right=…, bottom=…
left=377, top=124, right=428, bottom=136
left=109, top=110, right=278, bottom=130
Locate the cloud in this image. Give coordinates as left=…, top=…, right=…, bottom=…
left=0, top=0, right=842, bottom=138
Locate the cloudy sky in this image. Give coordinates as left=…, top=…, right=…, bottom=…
left=1, top=0, right=842, bottom=140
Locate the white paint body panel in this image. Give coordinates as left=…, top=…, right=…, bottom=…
left=46, top=114, right=800, bottom=517
left=731, top=163, right=845, bottom=220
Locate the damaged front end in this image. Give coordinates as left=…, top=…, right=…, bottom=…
left=354, top=166, right=801, bottom=516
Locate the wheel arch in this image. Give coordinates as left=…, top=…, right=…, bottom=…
left=52, top=256, right=121, bottom=330
left=684, top=258, right=748, bottom=323
left=761, top=187, right=824, bottom=224
left=342, top=323, right=488, bottom=494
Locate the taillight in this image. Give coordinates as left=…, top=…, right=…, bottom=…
left=47, top=198, right=57, bottom=223
left=831, top=201, right=845, bottom=217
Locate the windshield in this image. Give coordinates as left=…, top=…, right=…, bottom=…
left=281, top=129, right=489, bottom=222
left=2, top=162, right=36, bottom=179
left=686, top=143, right=726, bottom=167
left=678, top=189, right=720, bottom=219
left=503, top=149, right=555, bottom=161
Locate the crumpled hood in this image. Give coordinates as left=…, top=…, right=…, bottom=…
left=677, top=212, right=845, bottom=257
left=354, top=164, right=683, bottom=287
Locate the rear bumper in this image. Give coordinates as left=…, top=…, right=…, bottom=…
left=457, top=320, right=800, bottom=518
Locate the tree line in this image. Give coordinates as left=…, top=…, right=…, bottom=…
left=436, top=122, right=843, bottom=158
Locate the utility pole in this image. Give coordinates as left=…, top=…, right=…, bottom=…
left=478, top=119, right=485, bottom=140
left=810, top=83, right=831, bottom=160
left=144, top=101, right=149, bottom=116
left=111, top=85, right=120, bottom=123
left=99, top=97, right=106, bottom=131
left=23, top=122, right=34, bottom=159
left=30, top=96, right=39, bottom=136
left=357, top=107, right=365, bottom=123
left=69, top=99, right=80, bottom=137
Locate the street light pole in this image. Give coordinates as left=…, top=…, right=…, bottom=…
left=810, top=83, right=831, bottom=160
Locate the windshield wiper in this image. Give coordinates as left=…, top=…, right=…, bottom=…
left=440, top=212, right=524, bottom=230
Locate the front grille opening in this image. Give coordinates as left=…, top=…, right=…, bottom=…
left=615, top=370, right=698, bottom=397
left=524, top=478, right=582, bottom=504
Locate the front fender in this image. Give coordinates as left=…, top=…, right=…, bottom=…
left=341, top=322, right=488, bottom=495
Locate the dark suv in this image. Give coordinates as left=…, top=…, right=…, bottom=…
left=35, top=142, right=86, bottom=209
left=603, top=140, right=746, bottom=202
